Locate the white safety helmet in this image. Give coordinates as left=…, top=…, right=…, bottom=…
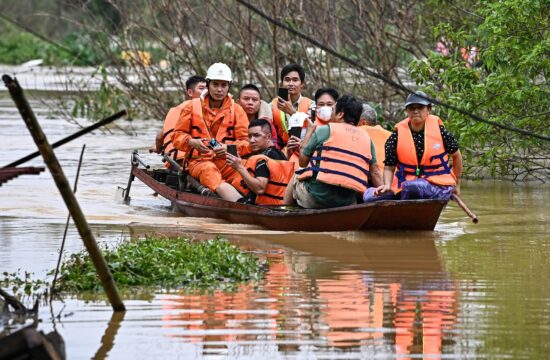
left=206, top=62, right=232, bottom=82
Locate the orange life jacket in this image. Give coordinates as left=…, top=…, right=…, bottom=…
left=161, top=101, right=189, bottom=167
left=296, top=122, right=372, bottom=193
left=188, top=97, right=239, bottom=161
left=233, top=154, right=294, bottom=205
left=359, top=125, right=392, bottom=172
left=271, top=96, right=313, bottom=146
left=391, top=115, right=456, bottom=191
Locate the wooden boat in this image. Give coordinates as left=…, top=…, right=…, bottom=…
left=128, top=163, right=448, bottom=232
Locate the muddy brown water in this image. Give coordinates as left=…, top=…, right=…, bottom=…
left=1, top=91, right=549, bottom=359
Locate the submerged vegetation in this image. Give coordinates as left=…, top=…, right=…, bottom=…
left=55, top=236, right=266, bottom=292
left=1, top=270, right=50, bottom=300
left=1, top=237, right=266, bottom=302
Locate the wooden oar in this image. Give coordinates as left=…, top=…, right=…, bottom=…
left=3, top=109, right=126, bottom=168
left=452, top=193, right=479, bottom=223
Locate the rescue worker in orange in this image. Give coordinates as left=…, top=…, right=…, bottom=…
left=358, top=103, right=392, bottom=173
left=237, top=83, right=278, bottom=147
left=226, top=119, right=292, bottom=205
left=271, top=64, right=313, bottom=151
left=283, top=95, right=382, bottom=208
left=149, top=75, right=206, bottom=166
left=366, top=91, right=463, bottom=201
left=171, top=63, right=251, bottom=202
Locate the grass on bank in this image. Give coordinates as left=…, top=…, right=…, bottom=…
left=54, top=236, right=267, bottom=292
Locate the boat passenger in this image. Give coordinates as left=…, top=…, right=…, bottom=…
left=283, top=95, right=381, bottom=209
left=271, top=64, right=314, bottom=150
left=358, top=103, right=392, bottom=172
left=171, top=63, right=251, bottom=202
left=226, top=119, right=292, bottom=205
left=150, top=75, right=206, bottom=169
left=237, top=84, right=278, bottom=147
left=312, top=87, right=339, bottom=126
left=284, top=87, right=340, bottom=167
left=364, top=91, right=463, bottom=201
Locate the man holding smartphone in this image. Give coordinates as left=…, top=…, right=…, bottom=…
left=226, top=119, right=292, bottom=205
left=172, top=63, right=251, bottom=202
left=271, top=64, right=313, bottom=151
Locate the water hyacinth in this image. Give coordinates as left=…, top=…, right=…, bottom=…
left=55, top=236, right=267, bottom=292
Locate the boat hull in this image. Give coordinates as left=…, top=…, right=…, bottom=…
left=132, top=167, right=447, bottom=231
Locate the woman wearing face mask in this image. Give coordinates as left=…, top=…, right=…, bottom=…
left=285, top=88, right=339, bottom=166
left=313, top=87, right=339, bottom=125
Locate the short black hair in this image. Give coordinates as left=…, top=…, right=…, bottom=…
left=280, top=64, right=305, bottom=83
left=335, top=95, right=363, bottom=126
left=238, top=83, right=261, bottom=99
left=185, top=75, right=206, bottom=91
left=248, top=118, right=272, bottom=136
left=314, top=87, right=339, bottom=102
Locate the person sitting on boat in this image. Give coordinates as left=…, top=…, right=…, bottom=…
left=271, top=64, right=314, bottom=151
left=312, top=87, right=339, bottom=126
left=283, top=87, right=340, bottom=168
left=150, top=75, right=207, bottom=169
left=283, top=95, right=382, bottom=209
left=364, top=91, right=463, bottom=201
left=226, top=119, right=292, bottom=205
left=358, top=103, right=392, bottom=173
left=171, top=63, right=251, bottom=202
left=237, top=83, right=278, bottom=147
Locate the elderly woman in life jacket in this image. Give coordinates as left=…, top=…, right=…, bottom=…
left=364, top=91, right=463, bottom=201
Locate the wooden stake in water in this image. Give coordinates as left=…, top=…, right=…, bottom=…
left=2, top=74, right=125, bottom=312
left=51, top=144, right=86, bottom=298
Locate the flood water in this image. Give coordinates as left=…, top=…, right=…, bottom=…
left=1, top=88, right=549, bottom=359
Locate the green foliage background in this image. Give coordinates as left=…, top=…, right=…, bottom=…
left=409, top=0, right=549, bottom=180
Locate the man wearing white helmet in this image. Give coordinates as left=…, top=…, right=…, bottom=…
left=172, top=62, right=251, bottom=202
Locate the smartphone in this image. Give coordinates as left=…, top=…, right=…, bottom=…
left=310, top=109, right=316, bottom=123
left=278, top=87, right=289, bottom=101
left=227, top=144, right=238, bottom=157
left=289, top=127, right=302, bottom=138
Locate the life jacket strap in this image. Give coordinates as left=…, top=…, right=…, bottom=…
left=162, top=128, right=174, bottom=140
left=261, top=193, right=284, bottom=200
left=309, top=155, right=370, bottom=177
left=296, top=166, right=369, bottom=187
left=317, top=145, right=372, bottom=164
left=395, top=150, right=452, bottom=187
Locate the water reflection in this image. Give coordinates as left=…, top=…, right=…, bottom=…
left=92, top=311, right=125, bottom=360
left=149, top=232, right=457, bottom=358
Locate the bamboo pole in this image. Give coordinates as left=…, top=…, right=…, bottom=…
left=2, top=75, right=125, bottom=312
left=452, top=194, right=479, bottom=224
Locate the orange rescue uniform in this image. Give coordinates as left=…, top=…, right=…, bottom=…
left=172, top=96, right=251, bottom=192
left=161, top=101, right=189, bottom=168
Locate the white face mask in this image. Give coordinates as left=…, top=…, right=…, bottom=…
left=317, top=106, right=333, bottom=121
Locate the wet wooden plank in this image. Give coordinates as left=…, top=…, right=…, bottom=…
left=0, top=167, right=45, bottom=186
